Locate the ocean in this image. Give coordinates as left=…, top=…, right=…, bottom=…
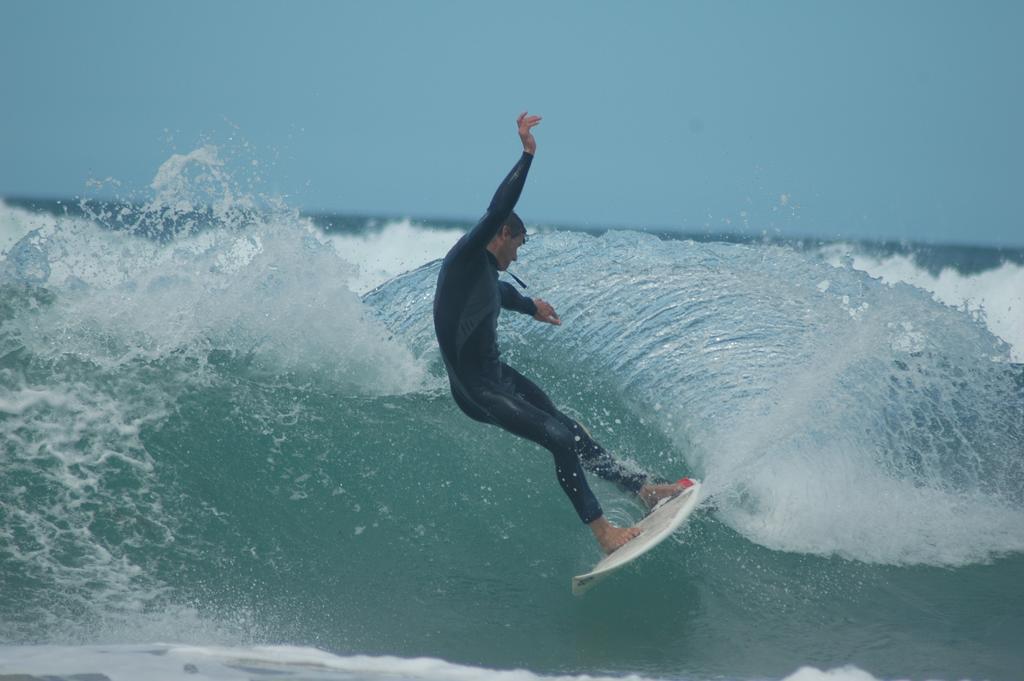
left=0, top=147, right=1022, bottom=681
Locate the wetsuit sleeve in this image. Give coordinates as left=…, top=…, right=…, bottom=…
left=499, top=281, right=538, bottom=316
left=448, top=152, right=533, bottom=261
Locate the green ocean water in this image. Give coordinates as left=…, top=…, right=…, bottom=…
left=1, top=184, right=1023, bottom=681
left=3, top=341, right=1022, bottom=678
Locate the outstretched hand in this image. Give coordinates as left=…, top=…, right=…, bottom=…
left=533, top=298, right=561, bottom=326
left=518, top=112, right=542, bottom=155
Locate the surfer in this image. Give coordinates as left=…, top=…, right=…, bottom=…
left=433, top=113, right=688, bottom=554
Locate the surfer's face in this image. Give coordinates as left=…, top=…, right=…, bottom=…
left=490, top=227, right=526, bottom=271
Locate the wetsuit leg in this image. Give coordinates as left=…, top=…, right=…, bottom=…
left=501, top=364, right=649, bottom=495
left=468, top=382, right=604, bottom=523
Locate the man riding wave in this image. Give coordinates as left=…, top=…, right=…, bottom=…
left=433, top=113, right=689, bottom=554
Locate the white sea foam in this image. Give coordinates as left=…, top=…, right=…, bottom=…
left=0, top=378, right=172, bottom=638
left=819, top=244, right=1024, bottom=362
left=708, top=430, right=1024, bottom=566
left=0, top=644, right=899, bottom=681
left=0, top=369, right=279, bottom=644
left=784, top=668, right=896, bottom=681
left=696, top=270, right=1024, bottom=566
left=0, top=165, right=431, bottom=397
left=325, top=217, right=463, bottom=294
left=0, top=198, right=55, bottom=255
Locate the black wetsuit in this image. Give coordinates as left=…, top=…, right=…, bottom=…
left=433, top=152, right=647, bottom=524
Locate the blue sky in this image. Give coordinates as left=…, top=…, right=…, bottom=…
left=2, top=1, right=1022, bottom=247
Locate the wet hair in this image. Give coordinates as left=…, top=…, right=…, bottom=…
left=502, top=211, right=525, bottom=238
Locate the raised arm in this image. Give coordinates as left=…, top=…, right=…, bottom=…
left=448, top=113, right=542, bottom=260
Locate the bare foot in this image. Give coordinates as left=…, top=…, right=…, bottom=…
left=588, top=516, right=642, bottom=554
left=638, top=479, right=692, bottom=510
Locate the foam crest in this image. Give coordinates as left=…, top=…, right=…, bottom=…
left=325, top=218, right=463, bottom=294
left=0, top=151, right=429, bottom=395
left=819, top=244, right=1024, bottom=362
left=0, top=199, right=55, bottom=256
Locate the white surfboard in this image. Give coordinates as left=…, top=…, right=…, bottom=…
left=571, top=480, right=702, bottom=595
